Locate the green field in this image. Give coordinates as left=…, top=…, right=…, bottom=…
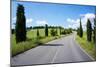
left=11, top=28, right=63, bottom=56
left=76, top=32, right=96, bottom=59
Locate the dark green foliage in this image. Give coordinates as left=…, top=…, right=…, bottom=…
left=11, top=29, right=15, bottom=34
left=56, top=28, right=58, bottom=36
left=51, top=28, right=56, bottom=36
left=37, top=29, right=39, bottom=37
left=15, top=4, right=26, bottom=43
left=67, top=28, right=72, bottom=34
left=61, top=29, right=67, bottom=35
left=33, top=26, right=45, bottom=29
left=87, top=19, right=92, bottom=42
left=45, top=24, right=48, bottom=36
left=93, top=18, right=96, bottom=43
left=28, top=26, right=32, bottom=30
left=59, top=28, right=72, bottom=35
left=77, top=28, right=80, bottom=35
left=59, top=27, right=61, bottom=35
left=26, top=26, right=33, bottom=30
left=79, top=19, right=83, bottom=37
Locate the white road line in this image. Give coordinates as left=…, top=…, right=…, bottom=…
left=51, top=47, right=60, bottom=63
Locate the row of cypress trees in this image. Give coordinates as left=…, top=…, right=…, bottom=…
left=15, top=4, right=96, bottom=44
left=77, top=18, right=96, bottom=43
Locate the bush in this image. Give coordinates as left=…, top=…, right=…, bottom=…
left=61, top=30, right=67, bottom=35
left=66, top=28, right=72, bottom=34
left=51, top=29, right=57, bottom=36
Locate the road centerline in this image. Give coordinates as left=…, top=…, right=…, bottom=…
left=51, top=46, right=61, bottom=63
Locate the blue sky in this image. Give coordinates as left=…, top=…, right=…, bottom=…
left=12, top=1, right=96, bottom=30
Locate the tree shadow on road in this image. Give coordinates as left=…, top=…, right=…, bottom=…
left=40, top=44, right=64, bottom=46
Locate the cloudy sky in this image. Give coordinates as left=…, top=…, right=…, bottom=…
left=11, top=1, right=96, bottom=30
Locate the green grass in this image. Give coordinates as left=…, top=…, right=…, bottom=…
left=11, top=28, right=62, bottom=57
left=76, top=32, right=96, bottom=60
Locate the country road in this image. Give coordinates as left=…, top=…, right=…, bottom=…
left=11, top=32, right=94, bottom=66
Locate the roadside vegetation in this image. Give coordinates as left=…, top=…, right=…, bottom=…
left=11, top=28, right=72, bottom=57
left=76, top=18, right=96, bottom=59
left=76, top=32, right=96, bottom=59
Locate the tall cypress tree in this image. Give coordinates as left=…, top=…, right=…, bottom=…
left=15, top=4, right=26, bottom=43
left=45, top=24, right=48, bottom=36
left=87, top=19, right=92, bottom=42
left=79, top=18, right=83, bottom=37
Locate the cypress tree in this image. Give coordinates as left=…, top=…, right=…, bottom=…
left=37, top=29, right=39, bottom=37
left=87, top=19, right=92, bottom=42
left=79, top=18, right=83, bottom=37
left=45, top=24, right=48, bottom=36
left=93, top=18, right=96, bottom=43
left=15, top=4, right=26, bottom=43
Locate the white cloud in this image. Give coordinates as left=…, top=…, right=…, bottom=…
left=67, top=18, right=75, bottom=23
left=36, top=20, right=48, bottom=26
left=66, top=13, right=95, bottom=30
left=12, top=17, right=33, bottom=28
left=80, top=13, right=95, bottom=19
left=66, top=18, right=79, bottom=29
left=12, top=17, right=16, bottom=24
left=26, top=18, right=33, bottom=27
left=26, top=18, right=33, bottom=23
left=12, top=17, right=16, bottom=29
left=80, top=13, right=95, bottom=30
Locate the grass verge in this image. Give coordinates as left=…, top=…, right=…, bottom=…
left=11, top=35, right=62, bottom=57
left=76, top=33, right=96, bottom=60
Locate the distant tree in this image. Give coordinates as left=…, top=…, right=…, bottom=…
left=93, top=18, right=96, bottom=43
left=56, top=28, right=58, bottom=36
left=45, top=24, right=48, bottom=36
left=51, top=28, right=56, bottom=36
left=77, top=28, right=80, bottom=35
left=79, top=19, right=83, bottom=37
left=15, top=4, right=26, bottom=43
left=26, top=26, right=33, bottom=30
left=66, top=28, right=72, bottom=34
left=87, top=19, right=92, bottom=42
left=59, top=27, right=61, bottom=35
left=69, top=28, right=72, bottom=33
left=33, top=26, right=45, bottom=29
left=30, top=26, right=32, bottom=29
left=37, top=29, right=39, bottom=37
left=61, top=29, right=67, bottom=35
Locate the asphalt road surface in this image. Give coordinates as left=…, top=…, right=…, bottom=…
left=11, top=32, right=94, bottom=66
